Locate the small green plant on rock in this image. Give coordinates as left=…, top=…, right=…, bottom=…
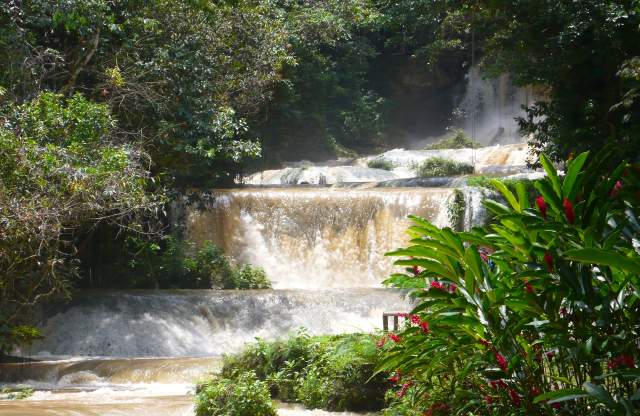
left=416, top=157, right=474, bottom=177
left=367, top=158, right=394, bottom=170
left=0, top=387, right=34, bottom=400
left=231, top=265, right=271, bottom=289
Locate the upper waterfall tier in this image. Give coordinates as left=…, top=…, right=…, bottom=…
left=243, top=143, right=530, bottom=186
left=185, top=187, right=460, bottom=289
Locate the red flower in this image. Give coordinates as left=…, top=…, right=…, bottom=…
left=544, top=252, right=554, bottom=272
left=489, top=379, right=507, bottom=390
left=420, top=321, right=430, bottom=334
left=485, top=395, right=494, bottom=405
left=551, top=402, right=561, bottom=410
left=396, top=382, right=412, bottom=397
left=509, top=389, right=522, bottom=407
left=495, top=352, right=508, bottom=372
left=560, top=307, right=568, bottom=317
left=530, top=386, right=541, bottom=397
left=448, top=283, right=457, bottom=293
left=536, top=195, right=547, bottom=218
left=546, top=351, right=555, bottom=361
left=562, top=198, right=575, bottom=224
left=524, top=279, right=535, bottom=294
left=608, top=354, right=635, bottom=369
left=376, top=336, right=387, bottom=349
left=610, top=180, right=622, bottom=198
left=410, top=314, right=421, bottom=324
left=389, top=333, right=401, bottom=343
left=430, top=280, right=444, bottom=290
left=412, top=265, right=421, bottom=275
left=388, top=370, right=401, bottom=384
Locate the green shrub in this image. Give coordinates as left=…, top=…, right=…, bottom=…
left=367, top=158, right=394, bottom=170
left=127, top=237, right=271, bottom=289
left=426, top=129, right=479, bottom=150
left=231, top=265, right=271, bottom=289
left=380, top=150, right=640, bottom=414
left=190, top=241, right=236, bottom=289
left=416, top=157, right=474, bottom=177
left=217, top=332, right=387, bottom=412
left=195, top=371, right=276, bottom=416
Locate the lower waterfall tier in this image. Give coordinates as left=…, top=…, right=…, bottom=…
left=27, top=289, right=410, bottom=358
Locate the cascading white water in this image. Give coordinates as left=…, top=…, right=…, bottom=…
left=28, top=289, right=409, bottom=358
left=185, top=188, right=452, bottom=289
left=244, top=143, right=532, bottom=185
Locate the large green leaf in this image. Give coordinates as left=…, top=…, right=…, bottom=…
left=583, top=382, right=617, bottom=409
left=540, top=153, right=562, bottom=198
left=564, top=248, right=640, bottom=274
left=562, top=151, right=589, bottom=199
left=533, top=388, right=587, bottom=404
left=534, top=180, right=562, bottom=214
left=490, top=179, right=520, bottom=212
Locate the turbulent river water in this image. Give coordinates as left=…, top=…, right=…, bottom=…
left=0, top=144, right=533, bottom=415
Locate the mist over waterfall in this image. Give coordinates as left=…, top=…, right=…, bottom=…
left=458, top=67, right=531, bottom=146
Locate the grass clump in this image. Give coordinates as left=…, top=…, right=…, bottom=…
left=416, top=157, right=474, bottom=177
left=195, top=371, right=276, bottom=416
left=367, top=158, right=394, bottom=170
left=0, top=387, right=34, bottom=400
left=207, top=331, right=388, bottom=412
left=426, top=129, right=479, bottom=150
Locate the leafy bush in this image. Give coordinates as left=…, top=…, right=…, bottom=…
left=216, top=332, right=387, bottom=412
left=426, top=129, right=478, bottom=150
left=416, top=157, right=474, bottom=177
left=195, top=371, right=276, bottom=416
left=367, top=158, right=394, bottom=170
left=379, top=150, right=640, bottom=415
left=231, top=265, right=271, bottom=289
left=0, top=92, right=160, bottom=355
left=126, top=237, right=270, bottom=289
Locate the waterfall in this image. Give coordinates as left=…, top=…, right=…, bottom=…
left=184, top=188, right=452, bottom=289
left=243, top=143, right=532, bottom=185
left=28, top=289, right=409, bottom=358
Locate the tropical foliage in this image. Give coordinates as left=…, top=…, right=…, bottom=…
left=195, top=371, right=277, bottom=416
left=379, top=151, right=640, bottom=415
left=0, top=92, right=160, bottom=353
left=206, top=332, right=388, bottom=412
